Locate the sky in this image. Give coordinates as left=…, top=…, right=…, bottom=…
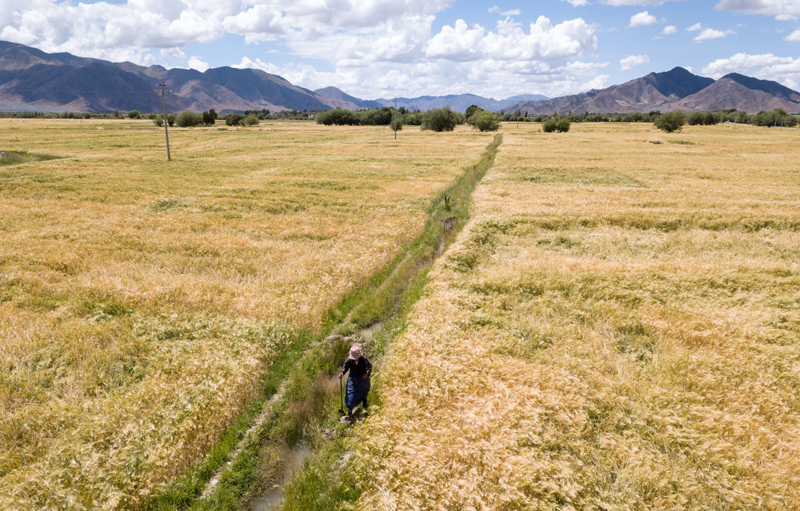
left=1, top=0, right=800, bottom=100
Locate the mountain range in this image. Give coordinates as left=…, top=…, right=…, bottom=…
left=502, top=67, right=800, bottom=115
left=1, top=41, right=799, bottom=115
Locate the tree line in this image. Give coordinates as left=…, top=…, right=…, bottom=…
left=315, top=105, right=502, bottom=132
left=4, top=106, right=796, bottom=133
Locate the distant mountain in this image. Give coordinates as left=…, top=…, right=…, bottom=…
left=673, top=73, right=800, bottom=112
left=504, top=67, right=800, bottom=115
left=2, top=41, right=799, bottom=115
left=0, top=41, right=331, bottom=113
left=314, top=87, right=382, bottom=110
left=375, top=93, right=550, bottom=113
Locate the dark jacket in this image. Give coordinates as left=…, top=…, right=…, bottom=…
left=341, top=356, right=371, bottom=378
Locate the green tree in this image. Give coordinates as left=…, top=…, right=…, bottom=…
left=127, top=110, right=141, bottom=119
left=242, top=114, right=260, bottom=126
left=475, top=110, right=500, bottom=132
left=316, top=108, right=359, bottom=126
left=201, top=110, right=216, bottom=126
left=543, top=117, right=570, bottom=133
left=225, top=113, right=244, bottom=126
left=176, top=110, right=201, bottom=127
left=421, top=107, right=460, bottom=132
left=654, top=110, right=686, bottom=133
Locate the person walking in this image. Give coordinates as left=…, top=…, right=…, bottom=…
left=339, top=345, right=372, bottom=417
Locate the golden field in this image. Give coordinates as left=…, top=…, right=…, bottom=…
left=355, top=122, right=800, bottom=510
left=0, top=118, right=490, bottom=509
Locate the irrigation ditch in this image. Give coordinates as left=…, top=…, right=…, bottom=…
left=148, top=133, right=503, bottom=511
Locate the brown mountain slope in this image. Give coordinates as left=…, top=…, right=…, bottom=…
left=674, top=74, right=800, bottom=113
left=507, top=67, right=714, bottom=115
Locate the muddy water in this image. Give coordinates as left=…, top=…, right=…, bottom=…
left=250, top=442, right=312, bottom=511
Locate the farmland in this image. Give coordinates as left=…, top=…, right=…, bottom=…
left=339, top=123, right=800, bottom=509
left=0, top=119, right=491, bottom=508
left=3, top=118, right=800, bottom=510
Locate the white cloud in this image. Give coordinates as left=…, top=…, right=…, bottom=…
left=785, top=29, right=800, bottom=41
left=620, top=54, right=650, bottom=71
left=564, top=60, right=610, bottom=75
left=703, top=52, right=800, bottom=89
left=687, top=22, right=703, bottom=31
left=563, top=0, right=590, bottom=6
left=715, top=0, right=800, bottom=19
left=427, top=16, right=597, bottom=62
left=188, top=56, right=210, bottom=72
left=694, top=28, right=735, bottom=41
left=703, top=52, right=793, bottom=76
left=426, top=20, right=486, bottom=61
left=662, top=25, right=678, bottom=34
left=580, top=74, right=609, bottom=91
left=488, top=6, right=521, bottom=16
left=604, top=0, right=682, bottom=4
left=629, top=11, right=658, bottom=27
left=0, top=0, right=607, bottom=100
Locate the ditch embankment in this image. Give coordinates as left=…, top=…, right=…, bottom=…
left=148, top=133, right=502, bottom=511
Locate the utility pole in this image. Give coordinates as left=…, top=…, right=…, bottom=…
left=158, top=82, right=171, bottom=161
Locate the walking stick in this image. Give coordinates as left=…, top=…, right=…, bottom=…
left=338, top=377, right=346, bottom=416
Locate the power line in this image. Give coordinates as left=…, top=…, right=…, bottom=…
left=0, top=89, right=163, bottom=93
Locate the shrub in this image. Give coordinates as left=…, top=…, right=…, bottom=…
left=753, top=108, right=798, bottom=127
left=225, top=113, right=244, bottom=126
left=390, top=117, right=403, bottom=131
left=201, top=110, right=217, bottom=126
left=654, top=111, right=686, bottom=133
left=422, top=107, right=460, bottom=132
left=176, top=110, right=201, bottom=128
left=622, top=112, right=644, bottom=122
left=316, top=108, right=359, bottom=126
left=153, top=114, right=175, bottom=127
left=543, top=117, right=571, bottom=133
left=475, top=111, right=500, bottom=132
left=127, top=110, right=140, bottom=119
left=242, top=114, right=260, bottom=126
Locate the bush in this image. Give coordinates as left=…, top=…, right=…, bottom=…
left=390, top=117, right=403, bottom=131
left=422, top=107, right=460, bottom=132
left=176, top=110, right=201, bottom=128
left=688, top=111, right=718, bottom=126
left=201, top=109, right=217, bottom=126
left=358, top=107, right=392, bottom=126
left=242, top=114, right=260, bottom=126
left=622, top=112, right=644, bottom=122
left=153, top=114, right=175, bottom=127
left=543, top=117, right=570, bottom=133
left=127, top=110, right=141, bottom=119
left=225, top=113, right=244, bottom=126
left=475, top=111, right=500, bottom=132
left=654, top=111, right=686, bottom=133
left=753, top=108, right=797, bottom=127
left=316, top=108, right=359, bottom=126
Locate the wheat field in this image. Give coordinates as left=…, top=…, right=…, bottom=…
left=0, top=118, right=490, bottom=509
left=355, top=122, right=800, bottom=510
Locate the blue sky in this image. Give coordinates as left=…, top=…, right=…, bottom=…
left=2, top=0, right=800, bottom=99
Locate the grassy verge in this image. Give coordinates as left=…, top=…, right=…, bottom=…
left=148, top=134, right=501, bottom=510
left=0, top=150, right=59, bottom=165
